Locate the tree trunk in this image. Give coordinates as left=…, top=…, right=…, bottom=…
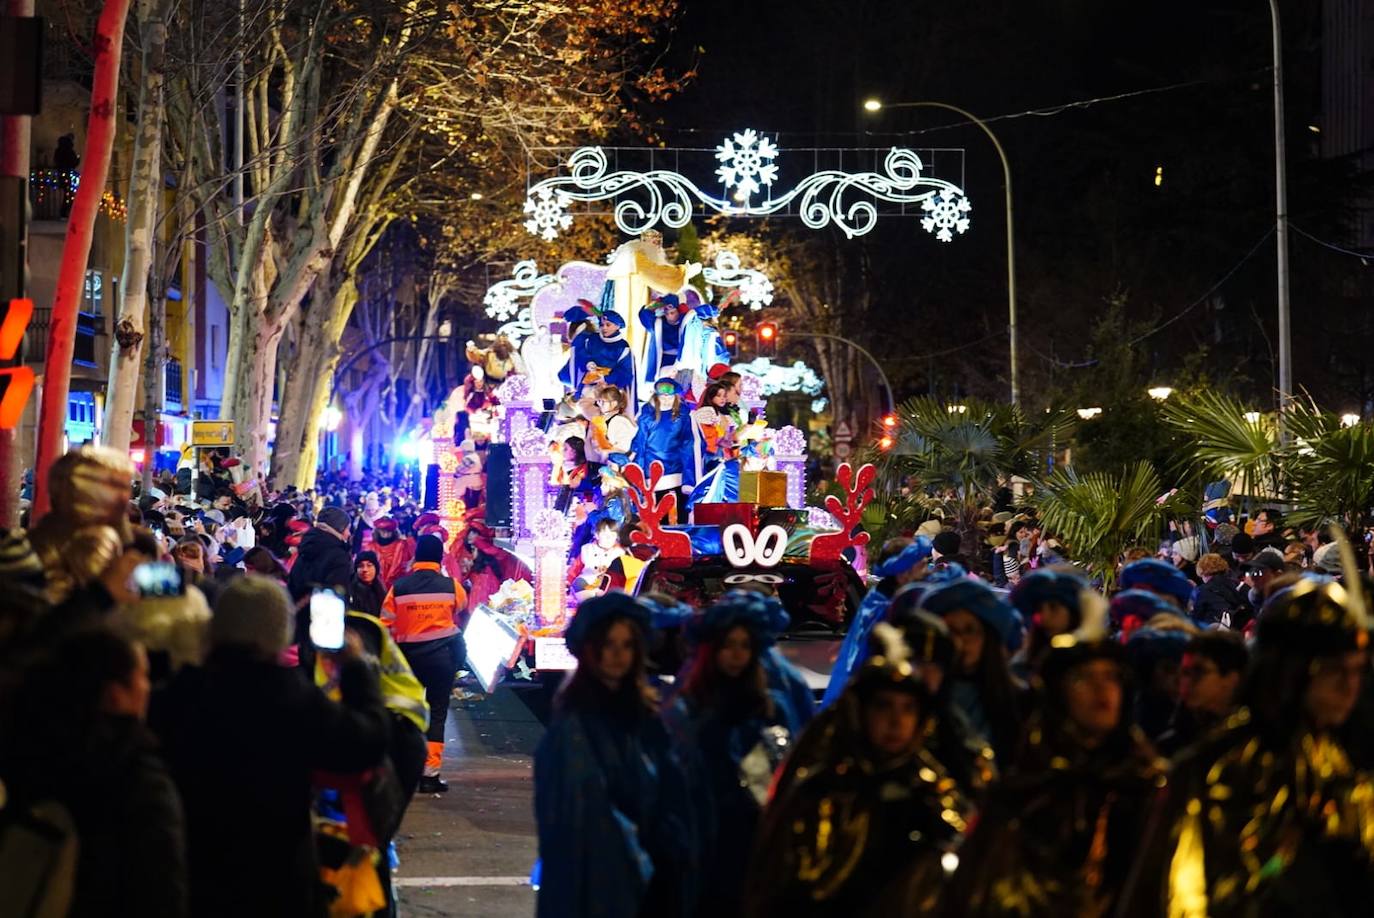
left=102, top=0, right=166, bottom=451
left=140, top=288, right=165, bottom=494
left=231, top=299, right=283, bottom=477
left=271, top=277, right=357, bottom=489
left=32, top=0, right=133, bottom=520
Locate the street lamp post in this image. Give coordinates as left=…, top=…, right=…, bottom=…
left=1267, top=0, right=1292, bottom=417
left=802, top=331, right=895, bottom=414
left=864, top=99, right=1018, bottom=406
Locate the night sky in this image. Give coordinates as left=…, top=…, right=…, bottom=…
left=632, top=0, right=1368, bottom=409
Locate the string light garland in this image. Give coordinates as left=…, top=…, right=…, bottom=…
left=28, top=170, right=128, bottom=222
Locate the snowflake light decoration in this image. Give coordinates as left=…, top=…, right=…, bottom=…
left=484, top=261, right=557, bottom=321
left=920, top=191, right=973, bottom=243
left=737, top=273, right=775, bottom=310
left=715, top=129, right=779, bottom=202
left=701, top=250, right=775, bottom=310
left=523, top=187, right=573, bottom=241
left=521, top=134, right=972, bottom=240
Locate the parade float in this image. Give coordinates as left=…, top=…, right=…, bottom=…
left=446, top=129, right=974, bottom=686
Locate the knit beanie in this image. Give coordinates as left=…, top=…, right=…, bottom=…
left=415, top=534, right=445, bottom=564
left=317, top=506, right=351, bottom=537
left=210, top=574, right=293, bottom=656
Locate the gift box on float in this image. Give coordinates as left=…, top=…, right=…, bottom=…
left=691, top=502, right=760, bottom=529
left=738, top=470, right=788, bottom=507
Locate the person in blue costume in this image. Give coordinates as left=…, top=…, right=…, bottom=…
left=663, top=592, right=799, bottom=918
left=533, top=593, right=696, bottom=918
left=1007, top=568, right=1102, bottom=681
left=638, top=293, right=688, bottom=397
left=630, top=378, right=697, bottom=522
left=558, top=298, right=635, bottom=398
left=1117, top=557, right=1195, bottom=616
left=919, top=578, right=1028, bottom=769
left=819, top=536, right=933, bottom=709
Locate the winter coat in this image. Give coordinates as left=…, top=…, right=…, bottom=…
left=630, top=407, right=697, bottom=490
left=534, top=686, right=696, bottom=918
left=4, top=714, right=188, bottom=918
left=151, top=647, right=390, bottom=918
left=288, top=528, right=354, bottom=604
left=1191, top=575, right=1251, bottom=630
left=287, top=527, right=354, bottom=648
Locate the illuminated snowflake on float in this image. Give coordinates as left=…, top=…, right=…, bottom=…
left=920, top=191, right=973, bottom=243
left=523, top=187, right=573, bottom=241
left=774, top=425, right=807, bottom=457
left=716, top=129, right=780, bottom=202
left=738, top=273, right=775, bottom=309
left=532, top=508, right=573, bottom=544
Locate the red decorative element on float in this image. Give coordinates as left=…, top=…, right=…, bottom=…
left=623, top=460, right=692, bottom=560
left=808, top=462, right=876, bottom=562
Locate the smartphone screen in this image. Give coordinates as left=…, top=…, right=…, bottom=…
left=133, top=561, right=184, bottom=598
left=309, top=589, right=347, bottom=651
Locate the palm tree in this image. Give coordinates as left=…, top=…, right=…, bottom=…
left=1158, top=389, right=1282, bottom=504
left=871, top=398, right=1077, bottom=562
left=1161, top=390, right=1374, bottom=536
left=1031, top=461, right=1190, bottom=590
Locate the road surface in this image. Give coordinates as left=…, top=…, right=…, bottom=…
left=394, top=685, right=546, bottom=917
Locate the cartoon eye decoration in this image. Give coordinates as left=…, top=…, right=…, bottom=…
left=722, top=524, right=789, bottom=569
left=724, top=572, right=785, bottom=585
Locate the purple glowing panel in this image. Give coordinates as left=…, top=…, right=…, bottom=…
left=530, top=261, right=610, bottom=329
left=778, top=459, right=805, bottom=509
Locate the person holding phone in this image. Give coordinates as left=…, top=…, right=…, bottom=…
left=381, top=534, right=469, bottom=794
left=151, top=575, right=388, bottom=918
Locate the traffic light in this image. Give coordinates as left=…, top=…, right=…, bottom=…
left=722, top=329, right=738, bottom=357
left=756, top=321, right=777, bottom=358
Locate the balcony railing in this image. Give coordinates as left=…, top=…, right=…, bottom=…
left=164, top=358, right=183, bottom=409
left=24, top=307, right=106, bottom=368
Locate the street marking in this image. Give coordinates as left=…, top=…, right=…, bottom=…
left=395, top=876, right=531, bottom=888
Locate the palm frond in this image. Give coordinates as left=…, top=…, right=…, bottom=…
left=1159, top=390, right=1281, bottom=498
left=1032, top=461, right=1185, bottom=589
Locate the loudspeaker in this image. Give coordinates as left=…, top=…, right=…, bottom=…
left=484, top=443, right=513, bottom=529
left=423, top=463, right=439, bottom=511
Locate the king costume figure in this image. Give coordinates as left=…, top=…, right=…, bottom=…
left=558, top=293, right=635, bottom=398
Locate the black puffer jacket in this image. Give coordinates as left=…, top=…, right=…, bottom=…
left=287, top=527, right=353, bottom=649
left=287, top=528, right=353, bottom=604
left=151, top=648, right=389, bottom=918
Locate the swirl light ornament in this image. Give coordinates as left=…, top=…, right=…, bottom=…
left=522, top=133, right=971, bottom=242
left=702, top=251, right=775, bottom=310
left=483, top=260, right=557, bottom=321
